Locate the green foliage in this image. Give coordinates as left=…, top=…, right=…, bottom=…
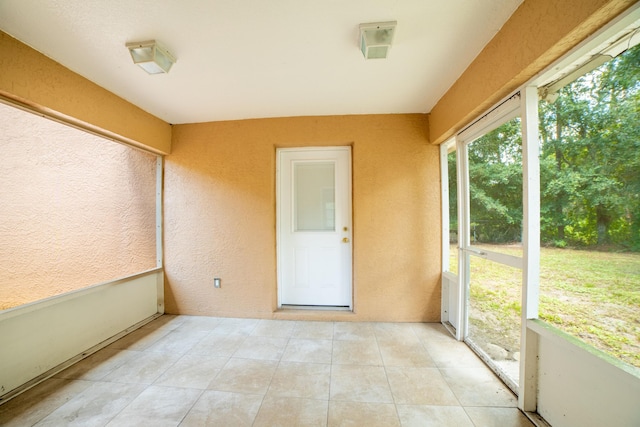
left=538, top=44, right=640, bottom=250
left=462, top=44, right=639, bottom=250
left=467, top=118, right=523, bottom=243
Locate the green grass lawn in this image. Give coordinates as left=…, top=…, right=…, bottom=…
left=449, top=245, right=640, bottom=368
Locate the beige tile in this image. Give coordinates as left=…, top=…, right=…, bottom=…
left=213, top=318, right=259, bottom=335
left=190, top=332, right=247, bottom=357
left=282, top=338, right=333, bottom=364
left=397, top=405, right=474, bottom=427
left=174, top=315, right=221, bottom=332
left=102, top=351, right=181, bottom=384
left=386, top=367, right=459, bottom=406
left=328, top=401, right=400, bottom=427
left=107, top=326, right=170, bottom=351
left=410, top=322, right=454, bottom=344
left=180, top=390, right=263, bottom=426
left=209, top=358, right=277, bottom=394
left=233, top=335, right=288, bottom=360
left=330, top=365, right=393, bottom=403
left=54, top=349, right=138, bottom=381
left=464, top=407, right=535, bottom=427
left=253, top=396, right=328, bottom=427
left=268, top=362, right=331, bottom=400
left=373, top=322, right=420, bottom=345
left=33, top=381, right=146, bottom=427
left=145, top=328, right=209, bottom=355
left=5, top=319, right=539, bottom=427
left=332, top=339, right=382, bottom=365
left=378, top=341, right=436, bottom=368
left=441, top=367, right=517, bottom=407
left=153, top=353, right=228, bottom=389
left=423, top=340, right=487, bottom=369
left=141, top=314, right=186, bottom=332
left=250, top=319, right=296, bottom=337
left=292, top=320, right=335, bottom=340
left=105, top=386, right=201, bottom=427
left=0, top=379, right=92, bottom=427
left=334, top=322, right=375, bottom=341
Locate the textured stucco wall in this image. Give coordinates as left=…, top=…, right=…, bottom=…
left=429, top=0, right=637, bottom=145
left=0, top=31, right=171, bottom=154
left=0, top=103, right=157, bottom=310
left=165, top=114, right=441, bottom=322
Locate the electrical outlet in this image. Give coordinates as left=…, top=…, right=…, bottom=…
left=214, top=278, right=221, bottom=288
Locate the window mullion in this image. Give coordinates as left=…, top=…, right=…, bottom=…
left=519, top=85, right=541, bottom=412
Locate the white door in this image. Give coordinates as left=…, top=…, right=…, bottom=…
left=277, top=147, right=352, bottom=307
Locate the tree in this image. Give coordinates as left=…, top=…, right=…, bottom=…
left=539, top=44, right=640, bottom=249
left=467, top=118, right=523, bottom=243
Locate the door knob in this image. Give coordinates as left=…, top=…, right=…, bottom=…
left=342, top=237, right=350, bottom=243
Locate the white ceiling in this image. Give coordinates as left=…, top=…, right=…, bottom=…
left=0, top=0, right=523, bottom=125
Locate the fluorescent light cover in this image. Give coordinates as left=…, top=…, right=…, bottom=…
left=126, top=40, right=176, bottom=74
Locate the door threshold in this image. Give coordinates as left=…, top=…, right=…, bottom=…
left=274, top=305, right=356, bottom=321
left=280, top=305, right=351, bottom=311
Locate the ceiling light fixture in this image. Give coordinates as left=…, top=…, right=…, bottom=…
left=359, top=21, right=397, bottom=59
left=126, top=40, right=176, bottom=74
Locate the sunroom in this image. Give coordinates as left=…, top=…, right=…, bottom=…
left=0, top=1, right=638, bottom=426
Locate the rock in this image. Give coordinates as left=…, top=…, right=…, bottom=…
left=484, top=343, right=508, bottom=360
left=513, top=351, right=520, bottom=361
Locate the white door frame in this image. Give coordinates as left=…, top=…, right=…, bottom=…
left=276, top=146, right=353, bottom=309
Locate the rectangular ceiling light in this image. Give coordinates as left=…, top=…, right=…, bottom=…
left=359, top=21, right=397, bottom=59
left=126, top=40, right=176, bottom=74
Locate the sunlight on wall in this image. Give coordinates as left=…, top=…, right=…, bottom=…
left=0, top=103, right=157, bottom=310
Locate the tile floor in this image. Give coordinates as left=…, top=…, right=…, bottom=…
left=0, top=315, right=536, bottom=426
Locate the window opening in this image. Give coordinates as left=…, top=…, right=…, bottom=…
left=537, top=42, right=640, bottom=369
left=463, top=116, right=524, bottom=390
left=0, top=101, right=158, bottom=311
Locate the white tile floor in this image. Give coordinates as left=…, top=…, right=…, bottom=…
left=0, top=315, right=535, bottom=426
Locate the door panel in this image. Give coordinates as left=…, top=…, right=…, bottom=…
left=278, top=148, right=352, bottom=307
left=460, top=113, right=523, bottom=392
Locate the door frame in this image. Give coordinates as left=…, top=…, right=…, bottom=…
left=275, top=146, right=353, bottom=310
left=453, top=93, right=525, bottom=394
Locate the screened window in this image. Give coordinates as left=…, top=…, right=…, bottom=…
left=0, top=102, right=158, bottom=310
left=537, top=43, right=640, bottom=368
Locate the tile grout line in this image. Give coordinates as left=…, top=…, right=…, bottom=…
left=373, top=324, right=403, bottom=426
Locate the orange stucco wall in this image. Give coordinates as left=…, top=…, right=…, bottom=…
left=0, top=103, right=157, bottom=310
left=0, top=31, right=171, bottom=154
left=429, top=0, right=637, bottom=145
left=164, top=114, right=441, bottom=322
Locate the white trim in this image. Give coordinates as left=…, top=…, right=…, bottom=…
left=156, top=156, right=165, bottom=314
left=0, top=268, right=162, bottom=320
left=519, top=85, right=541, bottom=411
left=276, top=149, right=283, bottom=309
left=463, top=246, right=523, bottom=269
left=156, top=156, right=164, bottom=269
left=457, top=92, right=521, bottom=143
left=440, top=141, right=451, bottom=274
left=530, top=3, right=640, bottom=89
left=440, top=142, right=450, bottom=323
left=456, top=140, right=469, bottom=341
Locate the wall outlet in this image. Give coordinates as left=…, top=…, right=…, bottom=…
left=214, top=278, right=221, bottom=288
